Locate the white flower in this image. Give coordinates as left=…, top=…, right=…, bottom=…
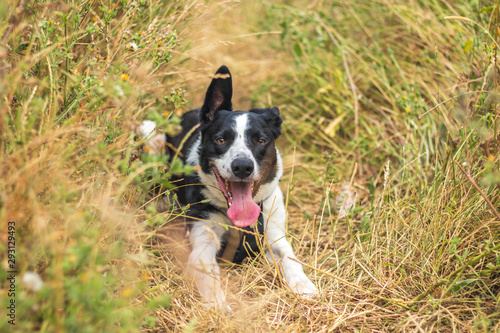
left=22, top=272, right=43, bottom=292
left=127, top=42, right=138, bottom=51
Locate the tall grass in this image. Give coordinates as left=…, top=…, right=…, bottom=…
left=1, top=0, right=499, bottom=332
left=0, top=0, right=196, bottom=331
left=250, top=0, right=500, bottom=330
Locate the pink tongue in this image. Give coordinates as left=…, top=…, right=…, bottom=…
left=227, top=182, right=261, bottom=227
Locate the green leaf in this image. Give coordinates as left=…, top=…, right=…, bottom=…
left=293, top=42, right=303, bottom=58
left=456, top=278, right=479, bottom=286
left=144, top=316, right=157, bottom=328
left=480, top=6, right=494, bottom=13
left=146, top=294, right=172, bottom=309
left=463, top=40, right=473, bottom=53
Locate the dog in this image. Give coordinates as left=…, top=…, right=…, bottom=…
left=141, top=65, right=317, bottom=309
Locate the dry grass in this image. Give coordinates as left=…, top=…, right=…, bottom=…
left=1, top=0, right=499, bottom=332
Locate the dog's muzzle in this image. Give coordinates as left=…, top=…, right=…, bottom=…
left=212, top=166, right=261, bottom=228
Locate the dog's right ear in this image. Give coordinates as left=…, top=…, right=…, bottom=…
left=200, top=65, right=233, bottom=123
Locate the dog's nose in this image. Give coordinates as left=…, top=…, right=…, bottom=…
left=231, top=158, right=254, bottom=179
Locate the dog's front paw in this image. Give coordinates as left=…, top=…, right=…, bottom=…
left=203, top=301, right=233, bottom=314
left=287, top=274, right=318, bottom=296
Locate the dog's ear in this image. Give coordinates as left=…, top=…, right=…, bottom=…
left=200, top=65, right=233, bottom=123
left=250, top=107, right=282, bottom=138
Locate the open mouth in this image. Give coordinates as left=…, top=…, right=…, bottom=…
left=212, top=166, right=261, bottom=228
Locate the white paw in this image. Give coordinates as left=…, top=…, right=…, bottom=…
left=287, top=274, right=318, bottom=296
left=203, top=301, right=233, bottom=314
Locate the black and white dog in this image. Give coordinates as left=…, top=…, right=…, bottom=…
left=141, top=66, right=316, bottom=309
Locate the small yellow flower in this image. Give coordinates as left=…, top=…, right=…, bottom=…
left=92, top=17, right=97, bottom=22
left=487, top=155, right=495, bottom=162
left=138, top=30, right=142, bottom=35
left=401, top=95, right=405, bottom=100
left=48, top=20, right=53, bottom=25
left=121, top=288, right=132, bottom=297
left=121, top=74, right=128, bottom=80
left=405, top=108, right=411, bottom=114
left=163, top=111, right=169, bottom=117
left=158, top=40, right=162, bottom=46
left=108, top=9, right=112, bottom=13
left=79, top=271, right=90, bottom=283
left=114, top=3, right=118, bottom=8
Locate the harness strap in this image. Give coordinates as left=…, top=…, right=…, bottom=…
left=220, top=227, right=242, bottom=263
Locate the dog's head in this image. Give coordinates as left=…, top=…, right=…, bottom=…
left=197, top=66, right=282, bottom=227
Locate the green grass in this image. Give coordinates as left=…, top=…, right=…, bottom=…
left=0, top=0, right=193, bottom=331
left=1, top=0, right=499, bottom=331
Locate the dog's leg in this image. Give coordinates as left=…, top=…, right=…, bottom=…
left=262, top=188, right=317, bottom=295
left=187, top=219, right=230, bottom=310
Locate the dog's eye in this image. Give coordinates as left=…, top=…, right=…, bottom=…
left=257, top=138, right=266, bottom=145
left=216, top=138, right=226, bottom=144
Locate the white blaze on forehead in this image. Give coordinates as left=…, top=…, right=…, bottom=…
left=215, top=113, right=260, bottom=180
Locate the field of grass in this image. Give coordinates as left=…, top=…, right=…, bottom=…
left=1, top=0, right=499, bottom=332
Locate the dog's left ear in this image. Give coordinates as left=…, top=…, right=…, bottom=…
left=200, top=65, right=233, bottom=123
left=250, top=107, right=282, bottom=138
